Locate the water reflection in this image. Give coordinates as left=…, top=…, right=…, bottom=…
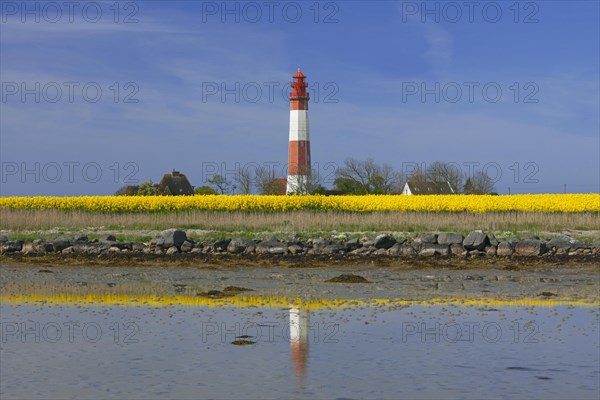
left=289, top=308, right=309, bottom=388
left=1, top=298, right=598, bottom=399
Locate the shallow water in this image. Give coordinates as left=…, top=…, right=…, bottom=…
left=1, top=302, right=598, bottom=399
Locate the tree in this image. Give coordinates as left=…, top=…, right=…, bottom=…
left=255, top=165, right=279, bottom=194
left=470, top=171, right=496, bottom=194
left=137, top=181, right=160, bottom=195
left=234, top=166, right=253, bottom=195
left=426, top=161, right=464, bottom=194
left=208, top=174, right=235, bottom=194
left=115, top=184, right=139, bottom=196
left=334, top=158, right=402, bottom=194
left=463, top=172, right=495, bottom=194
left=194, top=186, right=217, bottom=195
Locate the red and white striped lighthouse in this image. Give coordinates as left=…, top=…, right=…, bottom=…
left=286, top=67, right=311, bottom=195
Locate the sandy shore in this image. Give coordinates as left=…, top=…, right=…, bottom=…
left=2, top=258, right=599, bottom=302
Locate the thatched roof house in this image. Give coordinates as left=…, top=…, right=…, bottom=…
left=402, top=180, right=455, bottom=195
left=157, top=170, right=194, bottom=195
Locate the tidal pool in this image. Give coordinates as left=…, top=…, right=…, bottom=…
left=1, top=300, right=598, bottom=399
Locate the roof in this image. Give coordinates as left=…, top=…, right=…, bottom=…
left=158, top=170, right=194, bottom=195
left=405, top=180, right=454, bottom=195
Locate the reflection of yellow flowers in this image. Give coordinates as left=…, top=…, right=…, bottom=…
left=0, top=194, right=598, bottom=213
left=1, top=293, right=597, bottom=309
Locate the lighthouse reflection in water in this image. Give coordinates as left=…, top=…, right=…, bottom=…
left=289, top=307, right=310, bottom=387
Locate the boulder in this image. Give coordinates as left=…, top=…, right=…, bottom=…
left=548, top=235, right=585, bottom=252
left=288, top=244, right=303, bottom=255
left=322, top=244, right=347, bottom=254
left=256, top=240, right=286, bottom=254
left=52, top=238, right=71, bottom=252
left=485, top=246, right=497, bottom=257
left=345, top=238, right=361, bottom=251
left=212, top=239, right=231, bottom=252
left=1, top=240, right=23, bottom=253
left=160, top=229, right=188, bottom=248
left=166, top=246, right=179, bottom=255
left=487, top=232, right=499, bottom=246
left=227, top=238, right=255, bottom=254
left=450, top=243, right=465, bottom=256
left=102, top=234, right=117, bottom=242
left=420, top=243, right=449, bottom=256
left=311, top=238, right=332, bottom=251
left=180, top=241, right=194, bottom=252
left=374, top=234, right=396, bottom=249
left=401, top=244, right=417, bottom=256
left=515, top=239, right=547, bottom=256
left=387, top=242, right=402, bottom=255
left=417, top=233, right=437, bottom=244
left=497, top=241, right=514, bottom=257
left=437, top=232, right=464, bottom=245
left=463, top=230, right=489, bottom=251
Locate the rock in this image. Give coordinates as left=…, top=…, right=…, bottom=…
left=51, top=238, right=71, bottom=252
left=345, top=238, right=361, bottom=251
left=437, top=232, right=464, bottom=245
left=213, top=239, right=231, bottom=252
left=450, top=243, right=465, bottom=256
left=150, top=237, right=165, bottom=247
left=131, top=242, right=146, bottom=252
left=20, top=242, right=34, bottom=254
left=548, top=235, right=585, bottom=252
left=160, top=229, right=188, bottom=248
left=166, top=246, right=179, bottom=255
left=515, top=239, right=547, bottom=256
left=497, top=241, right=514, bottom=257
left=468, top=250, right=485, bottom=257
left=487, top=232, right=499, bottom=246
left=103, top=234, right=117, bottom=242
left=288, top=244, right=303, bottom=255
left=362, top=240, right=375, bottom=247
left=190, top=248, right=203, bottom=254
left=350, top=247, right=370, bottom=255
left=463, top=230, right=489, bottom=251
left=1, top=240, right=23, bottom=253
left=417, top=233, right=437, bottom=244
left=326, top=274, right=371, bottom=283
left=525, top=234, right=540, bottom=240
left=401, top=244, right=417, bottom=256
left=311, top=238, right=332, bottom=251
left=373, top=248, right=388, bottom=255
left=227, top=238, right=255, bottom=254
left=0, top=235, right=8, bottom=243
left=322, top=244, right=347, bottom=254
left=592, top=241, right=600, bottom=252
left=485, top=246, right=497, bottom=257
left=374, top=234, right=396, bottom=249
left=62, top=246, right=75, bottom=254
left=73, top=234, right=88, bottom=242
left=268, top=245, right=288, bottom=255
left=180, top=241, right=194, bottom=252
left=387, top=242, right=402, bottom=255
left=256, top=240, right=281, bottom=254
left=420, top=243, right=449, bottom=256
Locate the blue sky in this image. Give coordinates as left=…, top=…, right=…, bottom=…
left=1, top=0, right=598, bottom=195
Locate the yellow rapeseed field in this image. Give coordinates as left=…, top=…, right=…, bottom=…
left=0, top=194, right=598, bottom=213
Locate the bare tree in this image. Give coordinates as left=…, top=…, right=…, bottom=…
left=465, top=171, right=496, bottom=194
left=234, top=166, right=253, bottom=195
left=426, top=161, right=464, bottom=194
left=255, top=165, right=278, bottom=195
left=334, top=158, right=401, bottom=194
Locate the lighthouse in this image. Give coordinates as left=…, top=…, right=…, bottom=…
left=286, top=67, right=311, bottom=194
